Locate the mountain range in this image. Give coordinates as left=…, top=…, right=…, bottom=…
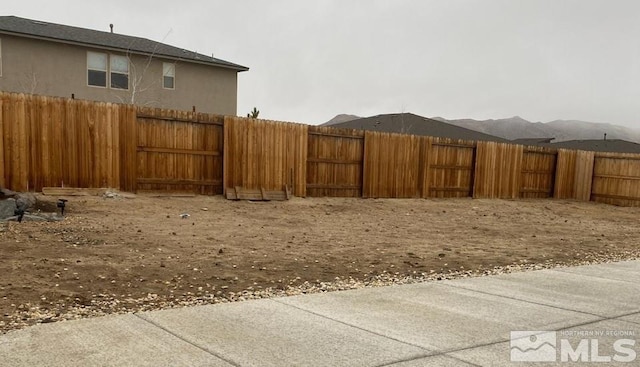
left=323, top=115, right=640, bottom=143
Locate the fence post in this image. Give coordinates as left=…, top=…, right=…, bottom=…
left=422, top=136, right=433, bottom=198
left=589, top=153, right=598, bottom=202
left=0, top=96, right=4, bottom=188
left=417, top=137, right=425, bottom=198
left=549, top=150, right=559, bottom=198
left=222, top=116, right=235, bottom=197
left=469, top=142, right=478, bottom=198
left=360, top=131, right=367, bottom=198
left=119, top=105, right=137, bottom=192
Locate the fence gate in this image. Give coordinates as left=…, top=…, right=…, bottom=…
left=135, top=111, right=224, bottom=195
left=519, top=147, right=557, bottom=198
left=306, top=126, right=364, bottom=197
left=428, top=140, right=476, bottom=198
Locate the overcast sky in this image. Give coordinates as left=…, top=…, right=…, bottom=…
left=4, top=1, right=640, bottom=126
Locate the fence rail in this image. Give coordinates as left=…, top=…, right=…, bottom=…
left=3, top=92, right=640, bottom=206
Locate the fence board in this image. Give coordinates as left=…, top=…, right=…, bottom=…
left=554, top=149, right=577, bottom=199
left=2, top=94, right=29, bottom=191
left=573, top=150, right=595, bottom=201
left=306, top=126, right=364, bottom=197
left=223, top=116, right=307, bottom=197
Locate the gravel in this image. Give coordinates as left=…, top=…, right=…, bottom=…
left=2, top=249, right=638, bottom=334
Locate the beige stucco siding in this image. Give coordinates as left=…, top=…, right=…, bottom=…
left=0, top=34, right=239, bottom=115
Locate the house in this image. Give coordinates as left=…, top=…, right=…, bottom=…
left=545, top=139, right=640, bottom=154
left=0, top=16, right=248, bottom=114
left=511, top=136, right=640, bottom=153
left=329, top=113, right=508, bottom=142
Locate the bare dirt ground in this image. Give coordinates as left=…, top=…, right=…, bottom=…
left=1, top=194, right=639, bottom=333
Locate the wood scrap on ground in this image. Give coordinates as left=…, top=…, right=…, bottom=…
left=42, top=187, right=136, bottom=199
left=42, top=187, right=109, bottom=196
left=135, top=191, right=197, bottom=198
left=225, top=186, right=291, bottom=201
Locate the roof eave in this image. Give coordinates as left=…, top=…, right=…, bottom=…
left=0, top=29, right=249, bottom=72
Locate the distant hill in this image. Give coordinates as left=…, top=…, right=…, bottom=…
left=321, top=114, right=361, bottom=126
left=432, top=116, right=640, bottom=143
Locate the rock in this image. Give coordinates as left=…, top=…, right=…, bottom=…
left=0, top=198, right=17, bottom=219
left=0, top=188, right=17, bottom=199
left=15, top=193, right=36, bottom=211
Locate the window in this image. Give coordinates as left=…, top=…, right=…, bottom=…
left=87, top=51, right=107, bottom=87
left=87, top=52, right=129, bottom=89
left=110, top=55, right=129, bottom=89
left=163, top=62, right=175, bottom=89
left=0, top=38, right=3, bottom=77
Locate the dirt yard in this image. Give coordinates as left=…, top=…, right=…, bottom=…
left=1, top=194, right=639, bottom=333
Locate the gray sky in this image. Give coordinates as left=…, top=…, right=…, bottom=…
left=4, top=0, right=640, bottom=126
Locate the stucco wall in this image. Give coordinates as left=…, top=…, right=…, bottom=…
left=0, top=34, right=239, bottom=115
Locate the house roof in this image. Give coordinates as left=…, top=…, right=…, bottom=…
left=544, top=139, right=640, bottom=153
left=329, top=113, right=509, bottom=143
left=512, top=137, right=555, bottom=145
left=0, top=16, right=248, bottom=72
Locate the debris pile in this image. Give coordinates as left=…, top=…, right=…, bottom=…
left=0, top=188, right=64, bottom=222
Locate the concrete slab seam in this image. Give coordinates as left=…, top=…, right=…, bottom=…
left=374, top=351, right=484, bottom=367
left=271, top=298, right=432, bottom=352
left=434, top=282, right=635, bottom=319
left=612, top=311, right=640, bottom=327
left=133, top=313, right=240, bottom=367
left=621, top=320, right=640, bottom=327
left=375, top=332, right=533, bottom=366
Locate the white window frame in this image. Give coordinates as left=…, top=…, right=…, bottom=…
left=0, top=38, right=3, bottom=77
left=87, top=51, right=108, bottom=88
left=110, top=54, right=129, bottom=90
left=163, top=62, right=175, bottom=90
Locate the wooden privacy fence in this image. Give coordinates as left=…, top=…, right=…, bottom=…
left=135, top=108, right=224, bottom=195
left=0, top=93, right=133, bottom=192
left=591, top=152, right=640, bottom=206
left=474, top=142, right=523, bottom=199
left=4, top=92, right=640, bottom=206
left=224, top=116, right=307, bottom=197
left=363, top=131, right=423, bottom=198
